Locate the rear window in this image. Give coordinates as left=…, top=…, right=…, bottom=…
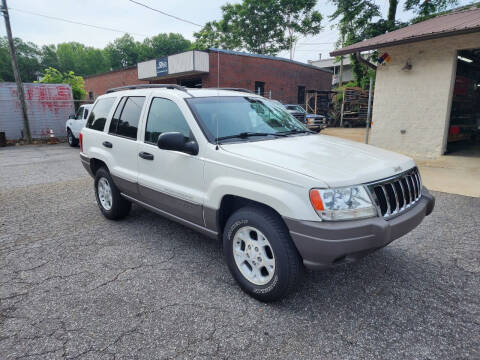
left=86, top=97, right=116, bottom=131
left=108, top=96, right=145, bottom=139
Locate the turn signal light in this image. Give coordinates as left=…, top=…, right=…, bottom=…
left=309, top=189, right=324, bottom=211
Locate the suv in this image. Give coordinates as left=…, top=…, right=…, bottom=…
left=80, top=85, right=435, bottom=302
left=66, top=104, right=93, bottom=146
left=284, top=104, right=327, bottom=132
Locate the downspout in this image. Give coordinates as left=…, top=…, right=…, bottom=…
left=356, top=52, right=377, bottom=70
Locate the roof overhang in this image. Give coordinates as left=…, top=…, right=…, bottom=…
left=137, top=50, right=209, bottom=81
left=330, top=27, right=480, bottom=56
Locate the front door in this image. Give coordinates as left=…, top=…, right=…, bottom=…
left=137, top=97, right=205, bottom=226
left=71, top=106, right=84, bottom=137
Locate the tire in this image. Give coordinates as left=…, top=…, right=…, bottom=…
left=94, top=167, right=131, bottom=220
left=67, top=129, right=78, bottom=147
left=223, top=206, right=303, bottom=302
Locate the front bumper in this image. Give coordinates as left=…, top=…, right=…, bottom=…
left=284, top=187, right=435, bottom=270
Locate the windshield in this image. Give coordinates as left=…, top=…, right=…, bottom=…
left=186, top=96, right=309, bottom=142
left=286, top=105, right=305, bottom=113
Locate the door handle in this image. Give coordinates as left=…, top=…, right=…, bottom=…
left=139, top=151, right=154, bottom=160
left=102, top=141, right=112, bottom=148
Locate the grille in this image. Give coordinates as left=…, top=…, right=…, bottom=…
left=292, top=113, right=305, bottom=122
left=368, top=167, right=422, bottom=219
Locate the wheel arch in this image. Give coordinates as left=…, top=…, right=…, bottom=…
left=90, top=158, right=108, bottom=175
left=216, top=194, right=285, bottom=236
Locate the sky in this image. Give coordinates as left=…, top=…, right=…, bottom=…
left=1, top=0, right=473, bottom=64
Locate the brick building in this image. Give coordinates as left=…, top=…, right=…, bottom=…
left=84, top=49, right=332, bottom=105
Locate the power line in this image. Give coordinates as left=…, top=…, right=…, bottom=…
left=128, top=0, right=202, bottom=27
left=9, top=7, right=150, bottom=37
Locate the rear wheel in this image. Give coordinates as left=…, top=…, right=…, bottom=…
left=94, top=167, right=131, bottom=220
left=223, top=206, right=303, bottom=302
left=67, top=129, right=78, bottom=147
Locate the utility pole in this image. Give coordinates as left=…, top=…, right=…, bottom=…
left=1, top=0, right=31, bottom=143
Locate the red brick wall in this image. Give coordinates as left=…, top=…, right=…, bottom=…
left=84, top=67, right=148, bottom=99
left=203, top=51, right=332, bottom=104
left=83, top=53, right=332, bottom=104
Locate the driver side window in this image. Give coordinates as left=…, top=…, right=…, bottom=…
left=145, top=98, right=191, bottom=144
left=75, top=107, right=84, bottom=120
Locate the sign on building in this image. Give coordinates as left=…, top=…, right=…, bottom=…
left=156, top=57, right=168, bottom=76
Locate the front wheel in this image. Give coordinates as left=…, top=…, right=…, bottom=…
left=67, top=129, right=78, bottom=147
left=223, top=206, right=303, bottom=302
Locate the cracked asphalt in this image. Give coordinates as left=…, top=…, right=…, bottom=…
left=0, top=144, right=479, bottom=359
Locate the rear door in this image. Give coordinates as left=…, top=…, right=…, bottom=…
left=102, top=96, right=146, bottom=196
left=137, top=96, right=205, bottom=226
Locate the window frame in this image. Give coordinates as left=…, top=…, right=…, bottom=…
left=86, top=96, right=117, bottom=132
left=144, top=96, right=195, bottom=146
left=75, top=107, right=84, bottom=120
left=108, top=96, right=146, bottom=141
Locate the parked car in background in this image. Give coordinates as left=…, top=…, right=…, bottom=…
left=66, top=104, right=93, bottom=146
left=80, top=85, right=435, bottom=301
left=284, top=104, right=327, bottom=132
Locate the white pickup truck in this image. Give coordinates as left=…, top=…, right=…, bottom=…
left=79, top=85, right=435, bottom=301
left=66, top=104, right=93, bottom=146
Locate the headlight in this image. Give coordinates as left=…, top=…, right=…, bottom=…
left=309, top=186, right=377, bottom=221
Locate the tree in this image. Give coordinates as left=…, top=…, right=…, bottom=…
left=330, top=0, right=380, bottom=87
left=279, top=0, right=323, bottom=59
left=0, top=36, right=41, bottom=82
left=104, top=34, right=140, bottom=69
left=139, top=33, right=192, bottom=62
left=405, top=0, right=458, bottom=19
left=194, top=0, right=322, bottom=57
left=37, top=67, right=86, bottom=101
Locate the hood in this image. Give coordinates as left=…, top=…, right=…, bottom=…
left=220, top=134, right=415, bottom=187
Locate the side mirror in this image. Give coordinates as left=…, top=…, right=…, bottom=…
left=68, top=114, right=75, bottom=119
left=157, top=132, right=198, bottom=155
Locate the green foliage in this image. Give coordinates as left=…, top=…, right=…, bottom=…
left=36, top=67, right=87, bottom=101
left=0, top=32, right=192, bottom=82
left=139, top=33, right=193, bottom=62
left=194, top=0, right=322, bottom=56
left=0, top=37, right=42, bottom=82
left=405, top=0, right=458, bottom=18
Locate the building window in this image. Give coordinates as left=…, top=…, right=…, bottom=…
left=297, top=86, right=306, bottom=105
left=88, top=91, right=95, bottom=101
left=254, top=81, right=265, bottom=96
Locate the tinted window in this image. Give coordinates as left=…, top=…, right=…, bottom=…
left=75, top=107, right=84, bottom=120
left=83, top=108, right=89, bottom=119
left=115, top=97, right=145, bottom=139
left=86, top=98, right=116, bottom=131
left=145, top=98, right=190, bottom=144
left=109, top=97, right=127, bottom=134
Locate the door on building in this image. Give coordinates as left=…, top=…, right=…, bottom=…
left=177, top=77, right=203, bottom=88
left=447, top=48, right=480, bottom=156
left=297, top=86, right=306, bottom=106
left=254, top=81, right=265, bottom=96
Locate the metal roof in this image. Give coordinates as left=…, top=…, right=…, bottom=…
left=330, top=6, right=480, bottom=56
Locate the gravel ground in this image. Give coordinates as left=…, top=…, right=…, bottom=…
left=0, top=144, right=479, bottom=359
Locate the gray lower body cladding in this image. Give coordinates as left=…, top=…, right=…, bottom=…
left=284, top=188, right=435, bottom=270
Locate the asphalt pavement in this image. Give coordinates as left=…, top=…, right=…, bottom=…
left=0, top=144, right=478, bottom=359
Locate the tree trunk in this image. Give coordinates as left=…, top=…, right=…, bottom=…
left=387, top=0, right=398, bottom=23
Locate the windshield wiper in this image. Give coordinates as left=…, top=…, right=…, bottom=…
left=278, top=129, right=315, bottom=135
left=215, top=132, right=285, bottom=141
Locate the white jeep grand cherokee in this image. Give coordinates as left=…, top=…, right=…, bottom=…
left=80, top=85, right=435, bottom=301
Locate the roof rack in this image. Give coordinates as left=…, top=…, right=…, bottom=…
left=215, top=88, right=255, bottom=94
left=106, top=84, right=189, bottom=94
